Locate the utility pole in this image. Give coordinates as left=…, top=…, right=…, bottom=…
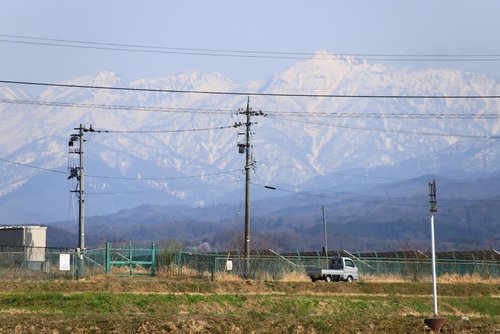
left=68, top=124, right=94, bottom=279
left=322, top=205, right=328, bottom=267
left=237, top=98, right=264, bottom=279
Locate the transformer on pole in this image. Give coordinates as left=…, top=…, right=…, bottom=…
left=68, top=124, right=94, bottom=278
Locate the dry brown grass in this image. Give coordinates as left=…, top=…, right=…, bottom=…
left=359, top=274, right=406, bottom=283
left=276, top=272, right=311, bottom=282
left=437, top=273, right=499, bottom=284
left=215, top=271, right=311, bottom=282
left=359, top=273, right=500, bottom=284
left=162, top=268, right=500, bottom=284
left=214, top=273, right=245, bottom=282
left=155, top=267, right=214, bottom=280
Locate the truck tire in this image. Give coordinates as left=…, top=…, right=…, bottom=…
left=325, top=275, right=332, bottom=282
left=347, top=276, right=353, bottom=283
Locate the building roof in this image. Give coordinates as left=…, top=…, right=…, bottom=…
left=0, top=226, right=47, bottom=230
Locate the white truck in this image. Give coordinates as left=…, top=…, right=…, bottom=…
left=306, top=257, right=359, bottom=282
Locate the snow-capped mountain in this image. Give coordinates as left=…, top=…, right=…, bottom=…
left=1, top=52, right=499, bottom=224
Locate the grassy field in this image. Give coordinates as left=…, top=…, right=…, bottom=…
left=0, top=276, right=498, bottom=333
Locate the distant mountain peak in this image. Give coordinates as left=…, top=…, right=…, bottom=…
left=66, top=70, right=128, bottom=87
left=130, top=71, right=235, bottom=91
left=0, top=57, right=499, bottom=223
left=312, top=49, right=362, bottom=64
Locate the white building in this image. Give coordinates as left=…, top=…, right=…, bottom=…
left=0, top=226, right=47, bottom=266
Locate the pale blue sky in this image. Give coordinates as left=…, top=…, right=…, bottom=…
left=1, top=0, right=499, bottom=83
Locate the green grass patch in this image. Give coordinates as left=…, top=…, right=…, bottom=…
left=445, top=296, right=500, bottom=316
left=0, top=282, right=497, bottom=333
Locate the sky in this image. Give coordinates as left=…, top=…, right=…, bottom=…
left=1, top=0, right=500, bottom=84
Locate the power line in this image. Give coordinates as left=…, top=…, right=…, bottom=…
left=251, top=181, right=422, bottom=206
left=1, top=79, right=499, bottom=99
left=0, top=157, right=67, bottom=174
left=257, top=162, right=500, bottom=182
left=2, top=98, right=499, bottom=120
left=91, top=124, right=241, bottom=134
left=252, top=181, right=500, bottom=208
left=86, top=169, right=241, bottom=181
left=1, top=34, right=500, bottom=62
left=268, top=111, right=500, bottom=120
left=85, top=179, right=241, bottom=195
left=0, top=98, right=234, bottom=115
left=268, top=115, right=500, bottom=139
left=257, top=161, right=405, bottom=180
left=0, top=156, right=241, bottom=180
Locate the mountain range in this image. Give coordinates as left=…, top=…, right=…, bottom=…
left=0, top=51, right=499, bottom=251
left=45, top=173, right=499, bottom=252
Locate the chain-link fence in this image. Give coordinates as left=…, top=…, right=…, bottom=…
left=0, top=246, right=77, bottom=280
left=172, top=249, right=499, bottom=281
left=1, top=245, right=498, bottom=280
left=0, top=243, right=157, bottom=279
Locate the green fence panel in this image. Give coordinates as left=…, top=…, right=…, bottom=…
left=0, top=247, right=498, bottom=280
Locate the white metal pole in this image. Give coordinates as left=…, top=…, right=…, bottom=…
left=430, top=213, right=438, bottom=317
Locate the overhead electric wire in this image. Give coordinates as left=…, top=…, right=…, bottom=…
left=251, top=181, right=424, bottom=207
left=86, top=178, right=241, bottom=195
left=0, top=98, right=234, bottom=115
left=257, top=161, right=405, bottom=180
left=268, top=115, right=500, bottom=139
left=85, top=189, right=165, bottom=195
left=1, top=34, right=500, bottom=62
left=0, top=156, right=241, bottom=181
left=91, top=124, right=241, bottom=134
left=0, top=157, right=67, bottom=174
left=252, top=181, right=500, bottom=208
left=1, top=79, right=499, bottom=99
left=2, top=98, right=499, bottom=120
left=267, top=110, right=500, bottom=120
left=86, top=169, right=241, bottom=181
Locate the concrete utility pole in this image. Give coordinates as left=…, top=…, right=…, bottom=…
left=322, top=205, right=328, bottom=267
left=68, top=124, right=94, bottom=278
left=243, top=99, right=252, bottom=278
left=237, top=98, right=264, bottom=278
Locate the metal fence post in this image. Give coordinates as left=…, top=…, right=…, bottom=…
left=211, top=257, right=216, bottom=281
left=151, top=242, right=156, bottom=277
left=128, top=242, right=133, bottom=275
left=395, top=252, right=401, bottom=276
left=105, top=242, right=110, bottom=274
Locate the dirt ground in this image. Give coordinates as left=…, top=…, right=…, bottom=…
left=0, top=276, right=497, bottom=333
